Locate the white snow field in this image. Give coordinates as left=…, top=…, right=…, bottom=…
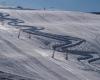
left=0, top=9, right=100, bottom=80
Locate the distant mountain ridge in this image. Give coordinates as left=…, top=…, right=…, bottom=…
left=0, top=5, right=39, bottom=10
left=91, top=12, right=100, bottom=15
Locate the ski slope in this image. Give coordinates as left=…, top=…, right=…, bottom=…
left=0, top=9, right=100, bottom=80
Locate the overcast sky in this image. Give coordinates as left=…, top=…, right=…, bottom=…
left=0, top=0, right=100, bottom=12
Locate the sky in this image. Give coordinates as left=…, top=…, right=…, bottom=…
left=0, top=0, right=100, bottom=12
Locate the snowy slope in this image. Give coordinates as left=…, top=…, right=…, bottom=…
left=0, top=9, right=100, bottom=80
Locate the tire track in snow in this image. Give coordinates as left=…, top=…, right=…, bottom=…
left=0, top=71, right=34, bottom=80
left=0, top=35, right=45, bottom=80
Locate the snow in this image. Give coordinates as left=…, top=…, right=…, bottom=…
left=0, top=8, right=100, bottom=80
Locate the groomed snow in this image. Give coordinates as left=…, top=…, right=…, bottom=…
left=0, top=9, right=100, bottom=80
